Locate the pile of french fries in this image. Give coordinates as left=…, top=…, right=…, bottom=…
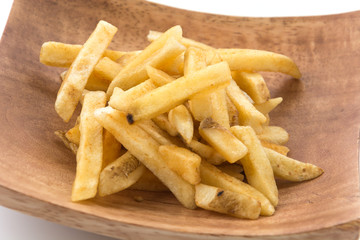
left=41, top=20, right=323, bottom=219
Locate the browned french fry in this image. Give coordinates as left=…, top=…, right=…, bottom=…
left=231, top=126, right=278, bottom=206
left=102, top=129, right=122, bottom=169
left=72, top=91, right=107, bottom=201
left=218, top=49, right=302, bottom=79
left=94, top=107, right=196, bottom=209
left=55, top=21, right=117, bottom=122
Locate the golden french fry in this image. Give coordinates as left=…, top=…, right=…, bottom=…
left=129, top=168, right=169, bottom=192
left=160, top=52, right=184, bottom=75
left=217, top=163, right=244, bottom=181
left=116, top=51, right=142, bottom=66
left=109, top=80, right=157, bottom=112
left=257, top=126, right=289, bottom=145
left=168, top=105, right=194, bottom=144
left=159, top=145, right=201, bottom=185
left=232, top=71, right=270, bottom=104
left=65, top=124, right=80, bottom=146
left=183, top=47, right=207, bottom=76
left=55, top=130, right=78, bottom=154
left=126, top=62, right=231, bottom=123
left=187, top=139, right=225, bottom=165
left=200, top=160, right=275, bottom=216
left=226, top=80, right=267, bottom=130
left=147, top=30, right=213, bottom=50
left=72, top=91, right=107, bottom=201
left=195, top=183, right=261, bottom=219
left=261, top=140, right=289, bottom=156
left=107, top=26, right=184, bottom=95
left=218, top=49, right=301, bottom=79
left=231, top=126, right=278, bottom=206
left=55, top=21, right=117, bottom=122
left=152, top=113, right=178, bottom=137
left=99, top=151, right=145, bottom=196
left=210, top=89, right=230, bottom=129
left=60, top=70, right=109, bottom=92
left=254, top=97, right=283, bottom=115
left=226, top=94, right=239, bottom=127
left=93, top=57, right=123, bottom=82
left=39, top=41, right=126, bottom=68
left=265, top=148, right=324, bottom=181
left=102, top=129, right=122, bottom=168
left=146, top=65, right=175, bottom=87
left=199, top=118, right=247, bottom=163
left=94, top=107, right=196, bottom=209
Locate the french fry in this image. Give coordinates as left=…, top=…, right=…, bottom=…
left=126, top=62, right=232, bottom=123
left=200, top=160, right=275, bottom=216
left=257, top=126, right=289, bottom=145
left=195, top=184, right=261, bottom=219
left=226, top=94, right=239, bottom=126
left=218, top=49, right=302, bottom=79
left=210, top=89, right=230, bottom=129
left=102, top=129, right=122, bottom=168
left=107, top=26, right=184, bottom=95
left=99, top=151, right=145, bottom=196
left=72, top=91, right=107, bottom=201
left=55, top=130, right=78, bottom=154
left=94, top=107, right=196, bottom=209
left=39, top=41, right=126, bottom=68
left=146, top=65, right=175, bottom=87
left=159, top=145, right=201, bottom=185
left=93, top=57, right=123, bottom=82
left=231, top=71, right=270, bottom=104
left=187, top=139, right=225, bottom=165
left=199, top=118, right=247, bottom=163
left=147, top=30, right=213, bottom=50
left=60, top=70, right=109, bottom=92
left=265, top=148, right=324, bottom=181
left=116, top=51, right=142, bottom=66
left=152, top=113, right=178, bottom=136
left=226, top=80, right=267, bottom=130
left=129, top=168, right=169, bottom=192
left=261, top=140, right=289, bottom=156
left=231, top=126, right=278, bottom=206
left=168, top=105, right=194, bottom=144
left=254, top=97, right=283, bottom=115
left=55, top=21, right=117, bottom=122
left=161, top=52, right=184, bottom=75
left=109, top=81, right=157, bottom=112
left=217, top=163, right=244, bottom=181
left=65, top=124, right=80, bottom=146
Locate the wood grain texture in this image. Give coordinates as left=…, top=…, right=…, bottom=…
left=0, top=0, right=359, bottom=239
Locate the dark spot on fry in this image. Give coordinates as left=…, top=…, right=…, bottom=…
left=217, top=190, right=224, bottom=196
left=127, top=114, right=134, bottom=124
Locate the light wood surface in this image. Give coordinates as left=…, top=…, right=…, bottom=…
left=0, top=0, right=359, bottom=239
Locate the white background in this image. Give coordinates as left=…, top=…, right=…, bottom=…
left=1, top=1, right=360, bottom=239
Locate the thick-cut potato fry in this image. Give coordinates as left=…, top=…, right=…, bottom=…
left=187, top=139, right=225, bottom=165
left=210, top=89, right=230, bottom=129
left=261, top=140, right=289, bottom=156
left=199, top=118, right=247, bottom=163
left=72, top=91, right=107, bottom=201
left=257, top=126, right=289, bottom=145
left=116, top=51, right=142, bottom=66
left=152, top=113, right=178, bottom=136
left=160, top=52, right=184, bottom=75
left=129, top=168, right=169, bottom=191
left=107, top=26, right=184, bottom=95
left=99, top=152, right=145, bottom=196
left=218, top=49, right=301, bottom=79
left=55, top=130, right=78, bottom=154
left=254, top=97, right=283, bottom=115
left=94, top=57, right=123, bottom=82
left=102, top=129, right=122, bottom=168
left=200, top=160, right=275, bottom=216
left=217, top=163, right=244, bottom=181
left=65, top=124, right=80, bottom=146
left=159, top=145, right=201, bottom=185
left=231, top=126, right=278, bottom=206
left=183, top=47, right=207, bottom=76
left=226, top=80, right=267, bottom=130
left=126, top=62, right=232, bottom=123
left=147, top=30, right=213, bottom=50
left=39, top=41, right=127, bottom=68
left=109, top=80, right=157, bottom=112
left=195, top=184, right=261, bottom=219
left=55, top=21, right=117, bottom=122
left=232, top=71, right=270, bottom=104
left=60, top=70, right=109, bottom=92
left=146, top=65, right=175, bottom=86
left=168, top=105, right=194, bottom=144
left=265, top=148, right=324, bottom=181
left=226, top=94, right=239, bottom=126
left=94, top=107, right=196, bottom=209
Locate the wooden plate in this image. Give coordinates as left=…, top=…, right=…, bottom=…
left=0, top=0, right=359, bottom=239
